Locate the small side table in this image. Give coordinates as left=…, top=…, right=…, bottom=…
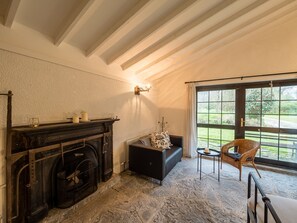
left=196, top=148, right=221, bottom=182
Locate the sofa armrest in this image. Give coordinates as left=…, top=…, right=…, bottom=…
left=170, top=135, right=183, bottom=148
left=129, top=143, right=166, bottom=181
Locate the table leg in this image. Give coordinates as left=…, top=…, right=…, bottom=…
left=197, top=153, right=199, bottom=172
left=218, top=156, right=220, bottom=182
left=213, top=156, right=215, bottom=173
left=200, top=154, right=202, bottom=180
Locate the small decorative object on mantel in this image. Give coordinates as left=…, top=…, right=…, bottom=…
left=81, top=111, right=89, bottom=122
left=29, top=118, right=39, bottom=128
left=72, top=113, right=79, bottom=123
left=104, top=113, right=119, bottom=120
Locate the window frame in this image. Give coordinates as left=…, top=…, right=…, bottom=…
left=196, top=79, right=297, bottom=169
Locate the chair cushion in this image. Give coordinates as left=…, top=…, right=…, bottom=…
left=224, top=152, right=241, bottom=161
left=248, top=194, right=297, bottom=223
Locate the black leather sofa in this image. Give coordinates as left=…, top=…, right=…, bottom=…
left=129, top=135, right=183, bottom=185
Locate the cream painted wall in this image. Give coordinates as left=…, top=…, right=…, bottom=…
left=0, top=49, right=159, bottom=219
left=154, top=15, right=297, bottom=150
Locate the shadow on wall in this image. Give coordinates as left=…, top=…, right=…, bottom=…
left=92, top=91, right=158, bottom=173
left=155, top=72, right=187, bottom=108
left=155, top=73, right=189, bottom=153
left=90, top=91, right=158, bottom=132
left=159, top=107, right=186, bottom=138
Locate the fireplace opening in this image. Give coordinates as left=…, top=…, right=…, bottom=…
left=53, top=144, right=98, bottom=208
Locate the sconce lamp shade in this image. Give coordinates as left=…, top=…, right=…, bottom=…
left=134, top=84, right=151, bottom=95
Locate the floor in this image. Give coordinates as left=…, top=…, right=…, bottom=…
left=42, top=158, right=297, bottom=223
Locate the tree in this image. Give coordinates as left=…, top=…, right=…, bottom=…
left=246, top=89, right=273, bottom=115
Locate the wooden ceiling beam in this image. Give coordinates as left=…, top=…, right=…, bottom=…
left=54, top=0, right=100, bottom=46
left=142, top=0, right=297, bottom=81
left=106, top=0, right=198, bottom=65
left=85, top=0, right=165, bottom=57
left=135, top=0, right=268, bottom=74
left=120, top=0, right=236, bottom=71
left=4, top=0, right=21, bottom=27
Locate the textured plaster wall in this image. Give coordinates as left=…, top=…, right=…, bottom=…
left=154, top=16, right=297, bottom=149
left=0, top=49, right=159, bottom=218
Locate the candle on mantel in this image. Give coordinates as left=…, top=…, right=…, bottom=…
left=81, top=111, right=88, bottom=122
left=72, top=114, right=79, bottom=123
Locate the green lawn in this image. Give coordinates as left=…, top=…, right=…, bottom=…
left=197, top=127, right=297, bottom=163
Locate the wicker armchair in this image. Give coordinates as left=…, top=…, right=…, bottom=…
left=221, top=139, right=261, bottom=181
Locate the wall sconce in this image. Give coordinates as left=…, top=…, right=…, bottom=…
left=134, top=84, right=151, bottom=95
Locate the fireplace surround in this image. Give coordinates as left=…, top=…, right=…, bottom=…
left=7, top=119, right=118, bottom=223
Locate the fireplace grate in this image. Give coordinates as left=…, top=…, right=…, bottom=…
left=54, top=146, right=98, bottom=208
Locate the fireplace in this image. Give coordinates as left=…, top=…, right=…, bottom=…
left=7, top=119, right=118, bottom=223
left=54, top=144, right=98, bottom=208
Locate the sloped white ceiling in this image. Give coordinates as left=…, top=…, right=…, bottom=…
left=1, top=0, right=297, bottom=82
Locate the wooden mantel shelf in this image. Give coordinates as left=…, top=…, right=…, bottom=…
left=11, top=118, right=119, bottom=132
left=11, top=118, right=120, bottom=152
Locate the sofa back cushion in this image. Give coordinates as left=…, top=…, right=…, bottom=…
left=139, top=137, right=152, bottom=147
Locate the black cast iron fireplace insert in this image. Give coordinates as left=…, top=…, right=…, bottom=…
left=54, top=144, right=98, bottom=209
left=7, top=119, right=118, bottom=223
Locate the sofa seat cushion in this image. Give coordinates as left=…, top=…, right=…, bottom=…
left=165, top=146, right=182, bottom=175
left=165, top=146, right=182, bottom=159
left=224, top=152, right=241, bottom=161
left=248, top=194, right=297, bottom=223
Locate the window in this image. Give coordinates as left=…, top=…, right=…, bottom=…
left=197, top=89, right=235, bottom=151
left=196, top=80, right=297, bottom=168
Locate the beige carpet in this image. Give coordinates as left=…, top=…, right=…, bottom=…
left=43, top=158, right=297, bottom=223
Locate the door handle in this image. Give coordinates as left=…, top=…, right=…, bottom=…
left=240, top=118, right=245, bottom=127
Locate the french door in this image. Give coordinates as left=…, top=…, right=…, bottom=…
left=197, top=87, right=236, bottom=151
left=196, top=80, right=297, bottom=168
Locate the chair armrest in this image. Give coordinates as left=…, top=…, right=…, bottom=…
left=240, top=148, right=258, bottom=162
left=170, top=135, right=183, bottom=148
left=221, top=141, right=236, bottom=153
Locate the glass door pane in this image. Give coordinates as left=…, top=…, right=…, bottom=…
left=197, top=89, right=235, bottom=151
left=244, top=85, right=297, bottom=164
left=279, top=133, right=297, bottom=162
